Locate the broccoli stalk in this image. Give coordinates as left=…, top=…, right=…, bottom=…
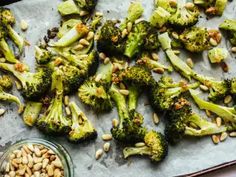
left=110, top=84, right=147, bottom=143
left=123, top=130, right=168, bottom=162
left=120, top=1, right=144, bottom=30
left=37, top=69, right=71, bottom=134
left=149, top=76, right=199, bottom=112
left=68, top=101, right=97, bottom=142
left=23, top=101, right=42, bottom=126
left=190, top=89, right=236, bottom=123
left=0, top=62, right=52, bottom=100
left=0, top=8, right=24, bottom=53
left=165, top=97, right=227, bottom=144
left=78, top=62, right=113, bottom=112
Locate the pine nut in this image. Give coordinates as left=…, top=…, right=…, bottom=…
left=65, top=107, right=71, bottom=116
left=34, top=146, right=41, bottom=157
left=34, top=171, right=40, bottom=177
left=95, top=12, right=103, bottom=16
left=231, top=47, right=236, bottom=53
left=87, top=31, right=95, bottom=41
left=54, top=168, right=61, bottom=177
left=186, top=58, right=194, bottom=68
left=216, top=117, right=222, bottom=127
left=80, top=10, right=89, bottom=16
left=172, top=32, right=179, bottom=39
left=22, top=156, right=28, bottom=164
left=169, top=0, right=177, bottom=7
left=102, top=134, right=112, bottom=141
left=74, top=44, right=84, bottom=51
left=5, top=163, right=10, bottom=172
left=52, top=158, right=63, bottom=168
left=33, top=163, right=42, bottom=171
left=229, top=132, right=236, bottom=137
left=220, top=132, right=228, bottom=142
left=185, top=2, right=194, bottom=10
left=99, top=52, right=106, bottom=60
left=153, top=113, right=160, bottom=125
left=95, top=149, right=103, bottom=160
left=153, top=68, right=164, bottom=74
left=0, top=108, right=5, bottom=116
left=104, top=57, right=110, bottom=64
left=127, top=22, right=133, bottom=32
left=9, top=171, right=15, bottom=177
left=112, top=119, right=119, bottom=127
left=103, top=142, right=111, bottom=152
left=135, top=142, right=145, bottom=147
left=46, top=165, right=54, bottom=176
left=79, top=39, right=90, bottom=46
left=200, top=85, right=209, bottom=91
left=206, top=110, right=212, bottom=117
left=122, top=29, right=128, bottom=38
left=210, top=38, right=218, bottom=46
left=151, top=53, right=159, bottom=61
left=20, top=20, right=28, bottom=31
left=42, top=159, right=49, bottom=169
left=27, top=144, right=34, bottom=152
left=224, top=95, right=232, bottom=104
left=119, top=89, right=129, bottom=96
left=212, top=135, right=219, bottom=144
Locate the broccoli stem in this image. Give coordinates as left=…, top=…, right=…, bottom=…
left=128, top=85, right=140, bottom=111
left=7, top=25, right=24, bottom=53
left=0, top=39, right=18, bottom=63
left=190, top=89, right=236, bottom=123
left=123, top=146, right=151, bottom=158
left=185, top=113, right=227, bottom=136
left=23, top=101, right=42, bottom=126
left=95, top=62, right=113, bottom=84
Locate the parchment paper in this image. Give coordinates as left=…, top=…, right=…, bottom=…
left=1, top=0, right=236, bottom=176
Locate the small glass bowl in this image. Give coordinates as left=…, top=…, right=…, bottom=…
left=0, top=138, right=74, bottom=177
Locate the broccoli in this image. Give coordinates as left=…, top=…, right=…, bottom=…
left=0, top=75, right=13, bottom=90
left=168, top=0, right=200, bottom=28
left=57, top=0, right=80, bottom=16
left=179, top=27, right=211, bottom=53
left=124, top=21, right=150, bottom=58
left=154, top=0, right=177, bottom=14
left=0, top=62, right=52, bottom=101
left=0, top=8, right=24, bottom=53
left=165, top=97, right=227, bottom=144
left=97, top=20, right=125, bottom=55
left=51, top=22, right=89, bottom=47
left=23, top=101, right=43, bottom=126
left=90, top=14, right=103, bottom=31
left=68, top=101, right=97, bottom=142
left=149, top=76, right=199, bottom=112
left=123, top=130, right=168, bottom=162
left=122, top=65, right=156, bottom=88
left=76, top=0, right=97, bottom=11
left=0, top=25, right=18, bottom=63
left=78, top=62, right=113, bottom=112
left=0, top=86, right=24, bottom=113
left=150, top=7, right=171, bottom=28
left=208, top=48, right=228, bottom=63
left=57, top=19, right=82, bottom=39
left=37, top=69, right=71, bottom=134
left=219, top=19, right=236, bottom=46
left=136, top=52, right=172, bottom=72
left=230, top=78, right=236, bottom=95
left=120, top=1, right=144, bottom=31
left=109, top=84, right=147, bottom=143
left=190, top=89, right=236, bottom=124
left=35, top=46, right=52, bottom=64
left=143, top=27, right=160, bottom=51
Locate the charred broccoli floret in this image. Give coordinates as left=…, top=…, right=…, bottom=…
left=120, top=1, right=144, bottom=30
left=78, top=62, right=113, bottom=112
left=168, top=0, right=200, bottom=28
left=37, top=69, right=71, bottom=134
left=179, top=27, right=211, bottom=53
left=23, top=101, right=42, bottom=126
left=154, top=0, right=177, bottom=14
left=68, top=101, right=97, bottom=142
left=143, top=27, right=160, bottom=51
left=0, top=8, right=24, bottom=53
left=35, top=46, right=52, bottom=64
left=123, top=130, right=168, bottom=162
left=97, top=20, right=125, bottom=55
left=0, top=62, right=52, bottom=101
left=149, top=76, right=199, bottom=112
left=109, top=84, right=147, bottom=143
left=165, top=98, right=227, bottom=144
left=76, top=0, right=97, bottom=11
left=0, top=75, right=13, bottom=90
left=150, top=7, right=171, bottom=28
left=219, top=19, right=236, bottom=46
left=190, top=89, right=236, bottom=124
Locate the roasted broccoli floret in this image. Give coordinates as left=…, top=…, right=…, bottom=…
left=109, top=84, right=147, bottom=143
left=78, top=62, right=113, bottom=112
left=35, top=46, right=52, bottom=64
left=168, top=0, right=200, bottom=28
left=97, top=21, right=125, bottom=55
left=154, top=0, right=177, bottom=14
left=219, top=19, right=236, bottom=46
left=120, top=1, right=144, bottom=30
left=179, top=27, right=211, bottom=53
left=37, top=69, right=71, bottom=134
left=57, top=19, right=82, bottom=38
left=58, top=0, right=80, bottom=16
left=76, top=0, right=97, bottom=11
left=0, top=75, right=13, bottom=90
left=68, top=101, right=97, bottom=142
left=0, top=25, right=18, bottom=63
left=23, top=101, right=42, bottom=126
left=122, top=65, right=156, bottom=88
left=143, top=27, right=160, bottom=51
left=149, top=76, right=199, bottom=112
left=124, top=21, right=150, bottom=58
left=150, top=7, right=171, bottom=28
left=123, top=130, right=168, bottom=162
left=165, top=97, right=227, bottom=144
left=0, top=8, right=24, bottom=53
left=208, top=48, right=228, bottom=63
left=0, top=62, right=52, bottom=100
left=190, top=89, right=236, bottom=124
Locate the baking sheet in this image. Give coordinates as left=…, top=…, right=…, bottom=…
left=1, top=0, right=236, bottom=176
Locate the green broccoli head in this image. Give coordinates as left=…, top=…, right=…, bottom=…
left=97, top=21, right=125, bottom=55
left=143, top=27, right=160, bottom=51
left=35, top=46, right=52, bottom=65
left=149, top=76, right=199, bottom=112
left=0, top=8, right=15, bottom=25
left=168, top=1, right=200, bottom=28
left=165, top=97, right=227, bottom=144
left=76, top=0, right=97, bottom=11
left=0, top=75, right=13, bottom=90
left=123, top=130, right=168, bottom=162
left=179, top=27, right=211, bottom=53
left=155, top=0, right=177, bottom=14
left=219, top=19, right=236, bottom=46
left=68, top=101, right=97, bottom=142
left=0, top=63, right=52, bottom=101
left=37, top=69, right=71, bottom=134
